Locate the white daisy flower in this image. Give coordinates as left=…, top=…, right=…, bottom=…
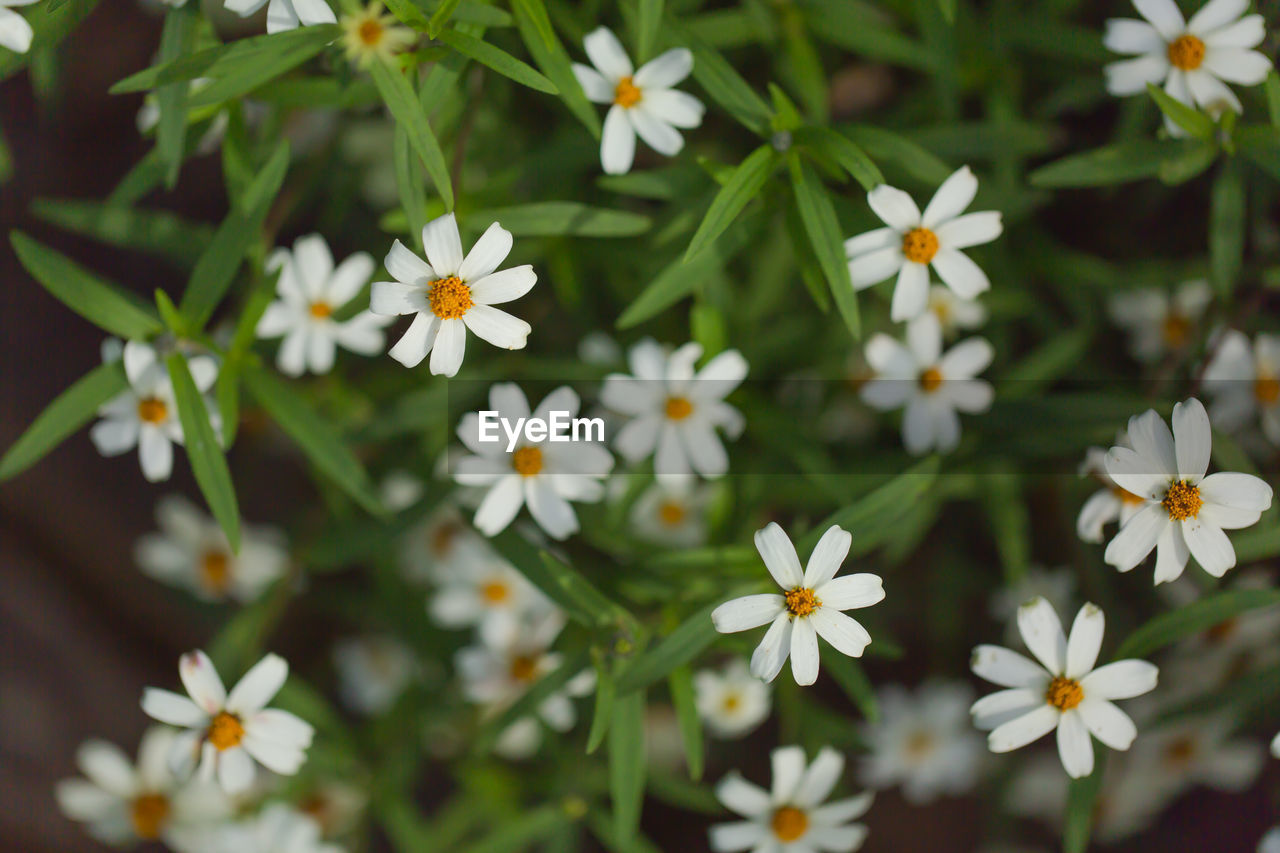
left=54, top=727, right=231, bottom=846
left=134, top=494, right=289, bottom=603
left=371, top=213, right=535, bottom=377
left=1103, top=0, right=1272, bottom=135
left=971, top=597, right=1159, bottom=779
left=845, top=165, right=1003, bottom=321
left=428, top=559, right=554, bottom=647
left=858, top=681, right=983, bottom=804
left=928, top=283, right=987, bottom=337
left=1107, top=280, right=1210, bottom=363
left=333, top=635, right=416, bottom=715
left=710, top=745, right=873, bottom=853
left=631, top=476, right=713, bottom=547
left=711, top=523, right=885, bottom=687
left=454, top=383, right=614, bottom=540
left=255, top=234, right=392, bottom=377
left=222, top=0, right=337, bottom=34
left=141, top=651, right=314, bottom=795
left=602, top=339, right=748, bottom=479
left=340, top=2, right=416, bottom=68
left=859, top=313, right=994, bottom=455
left=0, top=0, right=38, bottom=54
left=90, top=340, right=220, bottom=482
left=1076, top=435, right=1147, bottom=545
left=398, top=503, right=496, bottom=584
left=572, top=26, right=705, bottom=175
left=1102, top=398, right=1273, bottom=583
left=1127, top=716, right=1264, bottom=797
left=693, top=659, right=772, bottom=739
left=174, top=802, right=343, bottom=853
left=379, top=469, right=424, bottom=512
left=1202, top=329, right=1280, bottom=444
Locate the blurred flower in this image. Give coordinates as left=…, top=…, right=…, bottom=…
left=223, top=0, right=337, bottom=34
left=0, top=0, right=37, bottom=54
left=712, top=523, right=884, bottom=686
left=971, top=597, right=1158, bottom=778
left=1107, top=280, right=1210, bottom=363
left=1262, top=827, right=1280, bottom=853
left=1126, top=716, right=1264, bottom=798
left=710, top=745, right=873, bottom=852
left=454, top=384, right=613, bottom=539
left=860, top=313, right=994, bottom=455
left=857, top=681, right=982, bottom=803
left=399, top=503, right=495, bottom=583
left=1273, top=731, right=1280, bottom=759
left=694, top=659, right=771, bottom=739
left=578, top=330, right=622, bottom=365
left=297, top=780, right=367, bottom=838
left=428, top=560, right=554, bottom=647
left=928, top=284, right=986, bottom=337
left=141, top=651, right=314, bottom=794
left=1103, top=0, right=1271, bottom=135
left=602, top=339, right=747, bottom=478
left=333, top=635, right=416, bottom=715
left=1102, top=398, right=1273, bottom=582
left=372, top=213, right=535, bottom=376
left=631, top=476, right=712, bottom=547
left=256, top=234, right=392, bottom=377
left=340, top=3, right=414, bottom=67
left=175, top=802, right=342, bottom=853
left=989, top=566, right=1076, bottom=629
left=91, top=340, right=220, bottom=482
left=1006, top=752, right=1167, bottom=843
left=846, top=165, right=1002, bottom=321
left=1076, top=433, right=1146, bottom=544
left=1202, top=329, right=1280, bottom=445
left=135, top=494, right=289, bottom=603
left=643, top=704, right=689, bottom=771
left=378, top=470, right=424, bottom=512
left=572, top=26, right=704, bottom=175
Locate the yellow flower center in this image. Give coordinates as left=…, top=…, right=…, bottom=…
left=200, top=550, right=231, bottom=595
left=511, top=446, right=544, bottom=477
left=1255, top=376, right=1280, bottom=405
left=665, top=396, right=693, bottom=420
left=137, top=397, right=169, bottom=424
left=1167, top=34, right=1205, bottom=70
left=901, top=227, right=939, bottom=264
left=919, top=367, right=944, bottom=393
left=1161, top=314, right=1190, bottom=348
left=1162, top=480, right=1202, bottom=521
left=1045, top=676, right=1084, bottom=711
left=309, top=301, right=333, bottom=319
left=784, top=587, right=821, bottom=617
left=428, top=276, right=473, bottom=320
left=905, top=730, right=936, bottom=759
left=510, top=654, right=539, bottom=682
left=481, top=580, right=510, bottom=604
left=358, top=17, right=384, bottom=46
left=1110, top=484, right=1146, bottom=506
left=658, top=500, right=686, bottom=526
left=721, top=692, right=742, bottom=713
left=614, top=75, right=642, bottom=108
left=771, top=806, right=809, bottom=842
left=129, top=793, right=170, bottom=840
left=207, top=711, right=245, bottom=751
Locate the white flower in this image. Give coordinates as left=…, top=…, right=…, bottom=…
left=1103, top=0, right=1272, bottom=134
left=54, top=727, right=230, bottom=846
left=1126, top=716, right=1264, bottom=798
left=858, top=681, right=983, bottom=803
left=859, top=313, right=994, bottom=455
left=1076, top=435, right=1147, bottom=544
left=90, top=340, right=219, bottom=482
left=1202, top=329, right=1280, bottom=444
left=379, top=469, right=424, bottom=512
left=222, top=0, right=337, bottom=34
left=333, top=635, right=416, bottom=715
left=711, top=523, right=885, bottom=686
left=454, top=384, right=614, bottom=540
left=1102, top=398, right=1273, bottom=583
left=631, top=476, right=713, bottom=547
left=693, top=659, right=771, bottom=739
left=340, top=2, right=416, bottom=68
left=141, top=651, right=314, bottom=794
left=928, top=283, right=987, bottom=337
left=1262, top=827, right=1280, bottom=853
left=255, top=234, right=392, bottom=377
left=1005, top=752, right=1168, bottom=843
left=845, top=166, right=1002, bottom=321
left=970, top=597, right=1159, bottom=779
left=710, top=745, right=873, bottom=853
left=399, top=503, right=496, bottom=583
left=428, top=559, right=554, bottom=646
left=371, top=213, right=535, bottom=377
left=174, top=803, right=343, bottom=853
left=572, top=27, right=705, bottom=175
left=135, top=495, right=288, bottom=603
left=0, top=0, right=38, bottom=54
left=602, top=339, right=748, bottom=478
left=1107, top=280, right=1210, bottom=362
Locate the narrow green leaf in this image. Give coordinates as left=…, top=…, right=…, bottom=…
left=609, top=690, right=647, bottom=844
left=800, top=456, right=940, bottom=554
left=0, top=0, right=100, bottom=82
left=470, top=201, right=650, bottom=236
left=369, top=57, right=454, bottom=210
left=804, top=1, right=935, bottom=71
left=789, top=156, right=859, bottom=338
left=154, top=289, right=186, bottom=336
left=394, top=124, right=428, bottom=240
left=818, top=646, right=878, bottom=722
left=1233, top=523, right=1280, bottom=563
left=585, top=666, right=617, bottom=754
left=845, top=124, right=950, bottom=185
left=1209, top=160, right=1244, bottom=300
left=791, top=126, right=882, bottom=191
left=31, top=198, right=215, bottom=266
left=167, top=352, right=240, bottom=551
left=1266, top=70, right=1280, bottom=127
left=1115, top=588, right=1280, bottom=660
left=1237, top=126, right=1280, bottom=181
left=1157, top=138, right=1218, bottom=185
left=684, top=145, right=775, bottom=263
left=0, top=361, right=127, bottom=481
left=616, top=600, right=721, bottom=695
left=1029, top=139, right=1201, bottom=187
left=11, top=232, right=162, bottom=338
left=382, top=0, right=431, bottom=30
left=512, top=0, right=600, bottom=136
left=511, top=0, right=555, bottom=48
left=487, top=528, right=630, bottom=628
left=438, top=28, right=558, bottom=94
left=428, top=0, right=463, bottom=38
left=459, top=806, right=571, bottom=853
left=1146, top=82, right=1214, bottom=140
left=636, top=0, right=663, bottom=64
left=1063, top=756, right=1106, bottom=853
left=667, top=666, right=703, bottom=780
left=669, top=23, right=772, bottom=134
left=156, top=4, right=198, bottom=188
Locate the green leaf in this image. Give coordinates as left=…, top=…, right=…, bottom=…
left=667, top=666, right=703, bottom=780
left=685, top=145, right=776, bottom=263
left=383, top=0, right=431, bottom=30
left=30, top=198, right=215, bottom=266
left=487, top=528, right=632, bottom=629
left=241, top=364, right=384, bottom=516
left=369, top=57, right=455, bottom=210
left=1209, top=160, right=1245, bottom=300
left=1233, top=523, right=1280, bottom=563
left=0, top=0, right=100, bottom=82
left=804, top=0, right=935, bottom=71
left=438, top=28, right=557, bottom=94
left=512, top=0, right=600, bottom=137
left=791, top=126, right=882, bottom=191
left=845, top=124, right=950, bottom=185
left=0, top=361, right=127, bottom=481
left=1063, top=755, right=1106, bottom=853
left=788, top=155, right=859, bottom=338
left=11, top=232, right=162, bottom=339
left=585, top=666, right=617, bottom=754
left=1115, top=588, right=1280, bottom=660
left=636, top=0, right=664, bottom=64
left=1029, top=139, right=1201, bottom=187
left=1237, top=126, right=1280, bottom=181
left=470, top=201, right=650, bottom=236
left=394, top=124, right=429, bottom=240
left=459, top=806, right=572, bottom=853
left=473, top=647, right=591, bottom=752
left=799, top=456, right=940, bottom=554
left=1146, top=82, right=1214, bottom=140
left=1157, top=138, right=1218, bottom=185
left=669, top=23, right=772, bottom=134
left=428, top=0, right=463, bottom=38
left=167, top=352, right=240, bottom=551
left=609, top=690, right=647, bottom=845
left=156, top=5, right=198, bottom=188
left=616, top=600, right=721, bottom=695
left=818, top=646, right=878, bottom=722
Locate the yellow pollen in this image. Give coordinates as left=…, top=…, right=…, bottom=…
left=1161, top=314, right=1190, bottom=348
left=137, top=397, right=169, bottom=424
left=1110, top=484, right=1146, bottom=506
left=207, top=711, right=245, bottom=751
left=784, top=587, right=821, bottom=617
left=919, top=367, right=944, bottom=393
left=129, top=793, right=170, bottom=840
left=1255, top=376, right=1280, bottom=405
left=1165, top=736, right=1197, bottom=766
left=358, top=18, right=383, bottom=46
left=658, top=500, right=686, bottom=526
left=721, top=692, right=742, bottom=713
left=511, top=446, right=544, bottom=477
left=431, top=522, right=460, bottom=557
left=1162, top=480, right=1202, bottom=521
left=200, top=551, right=231, bottom=594
left=510, top=655, right=539, bottom=682
left=771, top=806, right=809, bottom=842
left=614, top=76, right=642, bottom=108
left=1045, top=676, right=1084, bottom=711
left=905, top=730, right=936, bottom=759
left=481, top=580, right=510, bottom=604
left=309, top=301, right=333, bottom=319
left=1167, top=34, right=1205, bottom=70
left=901, top=227, right=939, bottom=264
left=665, top=396, right=694, bottom=420
left=428, top=276, right=473, bottom=319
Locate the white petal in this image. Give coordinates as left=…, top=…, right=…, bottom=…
left=939, top=337, right=993, bottom=379
left=866, top=184, right=921, bottom=231
left=77, top=741, right=138, bottom=798
left=1017, top=597, right=1068, bottom=675
left=216, top=746, right=255, bottom=794
left=1105, top=54, right=1172, bottom=95
left=1103, top=446, right=1167, bottom=500
left=306, top=328, right=335, bottom=374
left=428, top=317, right=466, bottom=377
left=792, top=747, right=844, bottom=809
left=845, top=226, right=899, bottom=257
left=1077, top=699, right=1138, bottom=751
left=971, top=645, right=1050, bottom=689
left=54, top=779, right=118, bottom=821
left=1202, top=14, right=1265, bottom=49
left=1133, top=0, right=1187, bottom=41
left=179, top=650, right=227, bottom=714
left=255, top=301, right=295, bottom=338
left=1056, top=709, right=1094, bottom=778
left=583, top=26, right=633, bottom=80
left=1181, top=517, right=1236, bottom=576
left=327, top=252, right=375, bottom=306
left=601, top=105, right=637, bottom=175
left=708, top=821, right=766, bottom=851
left=1187, top=0, right=1248, bottom=36
left=1079, top=660, right=1159, bottom=700
left=807, top=825, right=868, bottom=852
left=469, top=265, right=536, bottom=305
left=458, top=222, right=514, bottom=282
left=715, top=772, right=772, bottom=817
left=141, top=688, right=207, bottom=727
left=1104, top=503, right=1168, bottom=572
left=1198, top=472, right=1274, bottom=512
left=848, top=246, right=904, bottom=288
left=906, top=312, right=943, bottom=365
left=1126, top=407, right=1180, bottom=477
left=921, top=166, right=978, bottom=229
left=122, top=340, right=158, bottom=386
left=571, top=62, right=614, bottom=103
left=1198, top=501, right=1261, bottom=530
left=770, top=745, right=807, bottom=802
left=802, top=525, right=852, bottom=589
left=901, top=396, right=937, bottom=456
left=634, top=47, right=693, bottom=88
left=712, top=594, right=786, bottom=633
left=387, top=313, right=440, bottom=367
left=90, top=417, right=139, bottom=455
left=1153, top=520, right=1191, bottom=584
left=525, top=476, right=579, bottom=540
left=629, top=106, right=684, bottom=156
left=678, top=418, right=729, bottom=478
left=0, top=8, right=33, bottom=54
left=935, top=210, right=1002, bottom=250
left=890, top=261, right=930, bottom=322
left=863, top=334, right=916, bottom=377
left=1065, top=604, right=1104, bottom=679
left=614, top=414, right=662, bottom=462
left=639, top=88, right=704, bottom=128
left=859, top=377, right=911, bottom=411
left=422, top=213, right=464, bottom=277
left=1185, top=66, right=1244, bottom=114
left=384, top=239, right=434, bottom=285
left=754, top=522, right=804, bottom=589
left=244, top=708, right=313, bottom=749
left=971, top=687, right=1044, bottom=730
left=1203, top=47, right=1272, bottom=85
left=1077, top=490, right=1120, bottom=544
left=1104, top=18, right=1166, bottom=54
left=473, top=474, right=525, bottom=536
left=988, top=705, right=1059, bottom=752
left=462, top=304, right=531, bottom=350
left=813, top=574, right=884, bottom=611
left=931, top=248, right=991, bottom=299
left=291, top=234, right=333, bottom=301
left=332, top=312, right=391, bottom=355
left=749, top=613, right=793, bottom=683
left=276, top=328, right=309, bottom=377
left=810, top=608, right=872, bottom=658
left=809, top=792, right=873, bottom=825
left=226, top=653, right=288, bottom=715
